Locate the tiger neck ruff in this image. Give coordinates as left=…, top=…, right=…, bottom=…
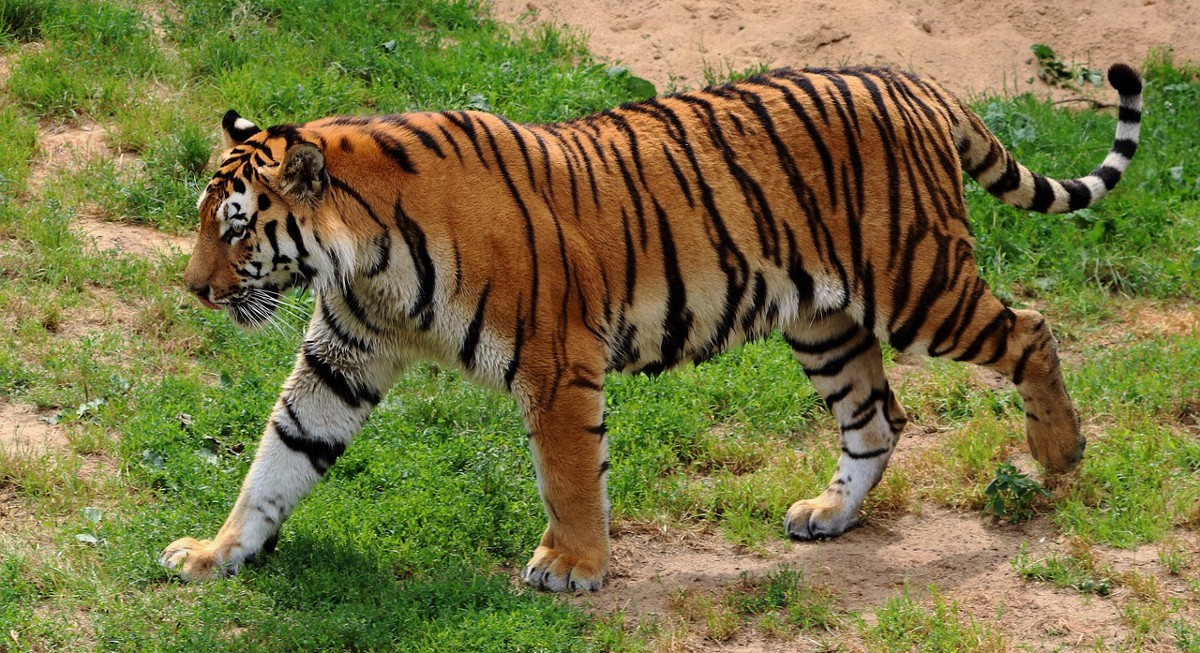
left=162, top=64, right=1143, bottom=592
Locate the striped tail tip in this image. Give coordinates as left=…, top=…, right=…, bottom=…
left=971, top=62, right=1144, bottom=214
left=1072, top=63, right=1142, bottom=208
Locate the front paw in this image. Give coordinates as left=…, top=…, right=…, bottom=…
left=522, top=545, right=607, bottom=592
left=160, top=537, right=238, bottom=581
left=784, top=495, right=860, bottom=541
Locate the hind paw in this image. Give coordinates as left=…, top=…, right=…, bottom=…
left=784, top=497, right=860, bottom=541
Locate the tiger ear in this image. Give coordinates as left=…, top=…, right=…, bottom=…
left=278, top=142, right=327, bottom=207
left=221, top=110, right=260, bottom=149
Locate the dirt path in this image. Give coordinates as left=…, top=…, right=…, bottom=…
left=493, top=0, right=1200, bottom=97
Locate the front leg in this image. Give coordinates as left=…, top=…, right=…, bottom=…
left=518, top=358, right=610, bottom=592
left=160, top=338, right=396, bottom=581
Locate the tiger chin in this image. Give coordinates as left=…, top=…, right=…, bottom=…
left=160, top=64, right=1142, bottom=592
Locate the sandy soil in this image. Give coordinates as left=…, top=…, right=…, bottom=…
left=0, top=402, right=69, bottom=455
left=493, top=0, right=1200, bottom=97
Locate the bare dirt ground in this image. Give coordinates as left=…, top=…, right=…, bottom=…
left=25, top=122, right=192, bottom=257
left=487, top=2, right=1200, bottom=649
left=493, top=0, right=1200, bottom=98
left=0, top=402, right=68, bottom=455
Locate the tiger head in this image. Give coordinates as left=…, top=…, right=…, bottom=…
left=184, top=111, right=329, bottom=328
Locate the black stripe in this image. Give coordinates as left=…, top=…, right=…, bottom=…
left=568, top=376, right=603, bottom=392
left=928, top=278, right=985, bottom=356
left=328, top=175, right=386, bottom=227
left=544, top=127, right=581, bottom=217
left=445, top=111, right=489, bottom=169
left=302, top=341, right=379, bottom=407
left=1029, top=175, right=1056, bottom=212
left=274, top=398, right=345, bottom=475
left=966, top=142, right=1001, bottom=178
left=1112, top=137, right=1138, bottom=159
left=654, top=199, right=692, bottom=367
left=364, top=230, right=391, bottom=278
left=320, top=303, right=370, bottom=352
left=598, top=460, right=610, bottom=477
left=498, top=116, right=538, bottom=192
left=339, top=286, right=383, bottom=333
left=369, top=129, right=416, bottom=173
left=842, top=446, right=890, bottom=460
left=660, top=143, right=694, bottom=208
left=436, top=124, right=463, bottom=161
left=577, top=124, right=611, bottom=172
left=460, top=283, right=491, bottom=370
left=602, top=110, right=650, bottom=189
left=823, top=384, right=853, bottom=407
left=803, top=335, right=876, bottom=378
left=786, top=328, right=859, bottom=355
left=984, top=155, right=1022, bottom=196
left=528, top=128, right=555, bottom=199
left=1010, top=342, right=1036, bottom=387
left=610, top=144, right=647, bottom=248
left=504, top=307, right=527, bottom=390
left=382, top=114, right=445, bottom=158
left=585, top=422, right=607, bottom=436
left=760, top=78, right=838, bottom=216
left=625, top=99, right=749, bottom=354
left=842, top=405, right=879, bottom=432
left=263, top=220, right=288, bottom=265
left=570, top=132, right=601, bottom=210
left=284, top=212, right=318, bottom=280
left=479, top=117, right=540, bottom=328
left=783, top=225, right=815, bottom=303
left=953, top=309, right=1014, bottom=364
left=1060, top=179, right=1094, bottom=212
left=394, top=199, right=436, bottom=322
left=850, top=387, right=888, bottom=421
left=1093, top=165, right=1121, bottom=190
left=676, top=92, right=779, bottom=262
left=740, top=271, right=768, bottom=333
left=275, top=416, right=346, bottom=475
left=1117, top=106, right=1141, bottom=123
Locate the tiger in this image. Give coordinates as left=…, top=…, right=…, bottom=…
left=161, top=63, right=1142, bottom=592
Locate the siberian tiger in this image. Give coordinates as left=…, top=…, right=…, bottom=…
left=161, top=64, right=1142, bottom=591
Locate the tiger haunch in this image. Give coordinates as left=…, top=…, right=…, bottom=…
left=164, top=64, right=1141, bottom=591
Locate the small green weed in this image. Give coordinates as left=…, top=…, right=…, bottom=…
left=1011, top=542, right=1113, bottom=596
left=729, top=565, right=842, bottom=633
left=1175, top=619, right=1200, bottom=653
left=862, top=588, right=1008, bottom=652
left=983, top=462, right=1051, bottom=523
left=1030, top=43, right=1104, bottom=89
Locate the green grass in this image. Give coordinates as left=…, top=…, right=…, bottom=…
left=861, top=588, right=1009, bottom=652
left=1, top=0, right=1199, bottom=650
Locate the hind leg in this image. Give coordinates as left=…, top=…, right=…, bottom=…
left=783, top=312, right=907, bottom=540
left=943, top=301, right=1084, bottom=473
